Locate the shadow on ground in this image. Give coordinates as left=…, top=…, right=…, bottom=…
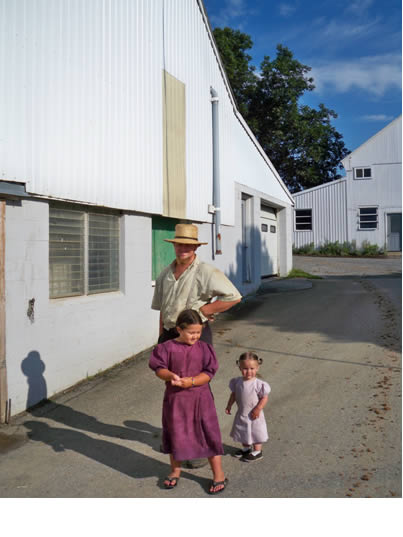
left=17, top=401, right=237, bottom=492
left=219, top=275, right=401, bottom=355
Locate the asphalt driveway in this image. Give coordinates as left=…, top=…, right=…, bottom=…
left=0, top=255, right=401, bottom=499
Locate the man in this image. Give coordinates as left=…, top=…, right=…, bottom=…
left=152, top=223, right=242, bottom=345
left=151, top=223, right=242, bottom=469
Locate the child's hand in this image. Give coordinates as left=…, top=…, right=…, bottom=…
left=225, top=407, right=232, bottom=415
left=171, top=376, right=192, bottom=388
left=170, top=373, right=181, bottom=385
left=250, top=407, right=261, bottom=420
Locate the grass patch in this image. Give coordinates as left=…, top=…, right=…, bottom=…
left=286, top=268, right=322, bottom=279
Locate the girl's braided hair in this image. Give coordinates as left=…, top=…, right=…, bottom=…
left=176, top=309, right=203, bottom=329
left=236, top=351, right=263, bottom=366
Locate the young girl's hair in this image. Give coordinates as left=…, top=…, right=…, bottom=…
left=176, top=309, right=203, bottom=329
left=236, top=351, right=263, bottom=366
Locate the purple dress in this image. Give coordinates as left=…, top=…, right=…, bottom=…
left=149, top=339, right=224, bottom=461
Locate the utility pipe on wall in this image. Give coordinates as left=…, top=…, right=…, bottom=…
left=210, top=87, right=222, bottom=254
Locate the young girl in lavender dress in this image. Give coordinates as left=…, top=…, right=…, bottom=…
left=225, top=352, right=271, bottom=461
left=149, top=309, right=227, bottom=494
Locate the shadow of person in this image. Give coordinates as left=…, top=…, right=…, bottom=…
left=23, top=420, right=213, bottom=493
left=123, top=420, right=239, bottom=456
left=21, top=351, right=47, bottom=409
left=28, top=402, right=162, bottom=452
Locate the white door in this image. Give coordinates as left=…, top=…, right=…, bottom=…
left=387, top=213, right=402, bottom=251
left=260, top=204, right=278, bottom=276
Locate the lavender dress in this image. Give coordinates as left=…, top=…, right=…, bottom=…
left=229, top=377, right=271, bottom=445
left=149, top=339, right=224, bottom=461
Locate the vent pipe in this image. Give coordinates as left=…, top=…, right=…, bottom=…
left=210, top=87, right=222, bottom=254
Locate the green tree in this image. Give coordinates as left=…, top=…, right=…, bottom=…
left=213, top=29, right=349, bottom=192
left=212, top=27, right=256, bottom=117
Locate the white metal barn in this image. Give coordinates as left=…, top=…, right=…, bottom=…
left=293, top=116, right=402, bottom=252
left=0, top=0, right=294, bottom=419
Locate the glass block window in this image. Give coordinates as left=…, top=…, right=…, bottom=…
left=359, top=207, right=378, bottom=230
left=88, top=214, right=120, bottom=294
left=295, top=209, right=312, bottom=230
left=49, top=206, right=120, bottom=298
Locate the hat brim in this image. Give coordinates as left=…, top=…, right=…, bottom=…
left=164, top=238, right=207, bottom=245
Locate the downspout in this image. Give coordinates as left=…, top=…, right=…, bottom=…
left=210, top=87, right=222, bottom=254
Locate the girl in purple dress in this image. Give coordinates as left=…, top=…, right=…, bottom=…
left=149, top=309, right=227, bottom=494
left=225, top=352, right=271, bottom=462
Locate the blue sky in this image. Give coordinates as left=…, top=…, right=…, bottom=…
left=203, top=0, right=402, bottom=155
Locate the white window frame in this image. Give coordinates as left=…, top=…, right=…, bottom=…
left=49, top=204, right=120, bottom=299
left=295, top=208, right=312, bottom=231
left=354, top=167, right=372, bottom=180
left=358, top=206, right=378, bottom=230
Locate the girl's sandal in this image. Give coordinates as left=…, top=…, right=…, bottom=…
left=164, top=476, right=180, bottom=489
left=208, top=478, right=228, bottom=495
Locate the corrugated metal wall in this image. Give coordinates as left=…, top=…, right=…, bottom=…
left=0, top=0, right=165, bottom=214
left=293, top=179, right=348, bottom=248
left=343, top=116, right=402, bottom=248
left=343, top=116, right=402, bottom=169
left=163, top=0, right=290, bottom=223
left=0, top=0, right=292, bottom=225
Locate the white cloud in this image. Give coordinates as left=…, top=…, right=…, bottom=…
left=361, top=114, right=395, bottom=121
left=345, top=0, right=374, bottom=16
left=209, top=0, right=256, bottom=27
left=311, top=54, right=402, bottom=97
left=279, top=3, right=297, bottom=17
left=319, top=18, right=381, bottom=41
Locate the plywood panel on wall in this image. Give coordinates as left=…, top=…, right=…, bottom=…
left=162, top=70, right=186, bottom=219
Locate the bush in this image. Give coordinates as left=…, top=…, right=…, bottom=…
left=292, top=242, right=316, bottom=255
left=317, top=241, right=342, bottom=256
left=341, top=240, right=358, bottom=256
left=360, top=240, right=384, bottom=256
left=293, top=240, right=384, bottom=257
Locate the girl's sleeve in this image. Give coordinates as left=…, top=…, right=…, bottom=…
left=149, top=343, right=169, bottom=372
left=201, top=343, right=219, bottom=379
left=257, top=379, right=271, bottom=398
left=229, top=378, right=237, bottom=392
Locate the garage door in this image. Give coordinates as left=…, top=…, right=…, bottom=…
left=260, top=204, right=278, bottom=277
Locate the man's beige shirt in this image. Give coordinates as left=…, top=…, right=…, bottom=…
left=152, top=256, right=242, bottom=329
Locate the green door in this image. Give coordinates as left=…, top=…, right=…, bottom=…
left=152, top=216, right=179, bottom=280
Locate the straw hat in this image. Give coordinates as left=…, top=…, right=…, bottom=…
left=164, top=223, right=207, bottom=245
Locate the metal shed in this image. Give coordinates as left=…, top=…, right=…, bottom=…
left=293, top=116, right=402, bottom=252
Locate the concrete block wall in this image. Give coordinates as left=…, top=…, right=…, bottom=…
left=5, top=199, right=159, bottom=415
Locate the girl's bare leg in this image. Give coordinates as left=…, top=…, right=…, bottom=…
left=253, top=443, right=262, bottom=452
left=164, top=454, right=181, bottom=486
left=208, top=455, right=226, bottom=493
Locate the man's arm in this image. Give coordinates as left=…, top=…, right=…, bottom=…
left=200, top=299, right=240, bottom=320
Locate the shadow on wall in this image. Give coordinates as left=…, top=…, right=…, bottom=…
left=225, top=226, right=273, bottom=292
left=21, top=351, right=48, bottom=409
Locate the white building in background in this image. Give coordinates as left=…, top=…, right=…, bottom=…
left=0, top=0, right=293, bottom=418
left=293, top=116, right=402, bottom=252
